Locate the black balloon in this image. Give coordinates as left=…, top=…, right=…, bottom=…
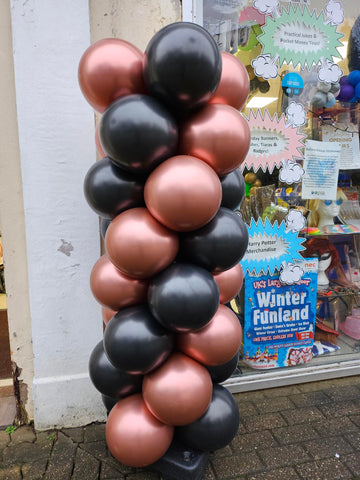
left=84, top=157, right=145, bottom=218
left=100, top=217, right=111, bottom=240
left=179, top=208, right=249, bottom=272
left=99, top=94, right=178, bottom=173
left=148, top=263, right=220, bottom=333
left=143, top=22, right=222, bottom=113
left=102, top=394, right=118, bottom=414
left=89, top=341, right=142, bottom=398
left=103, top=305, right=174, bottom=375
left=220, top=170, right=245, bottom=210
left=206, top=350, right=240, bottom=384
left=176, top=384, right=239, bottom=452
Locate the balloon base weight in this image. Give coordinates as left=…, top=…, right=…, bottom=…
left=149, top=441, right=209, bottom=480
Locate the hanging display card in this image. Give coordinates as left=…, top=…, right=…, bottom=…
left=301, top=139, right=341, bottom=200
left=243, top=109, right=305, bottom=173
left=241, top=217, right=306, bottom=275
left=257, top=5, right=343, bottom=69
left=243, top=259, right=317, bottom=369
left=321, top=124, right=360, bottom=170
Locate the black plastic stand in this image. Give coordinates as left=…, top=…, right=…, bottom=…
left=150, top=440, right=209, bottom=480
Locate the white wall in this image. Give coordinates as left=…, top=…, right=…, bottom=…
left=10, top=0, right=105, bottom=429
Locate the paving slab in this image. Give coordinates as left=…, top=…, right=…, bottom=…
left=272, top=423, right=320, bottom=445
left=295, top=458, right=353, bottom=480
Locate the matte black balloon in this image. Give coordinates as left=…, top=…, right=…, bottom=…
left=179, top=208, right=249, bottom=272
left=89, top=341, right=142, bottom=398
left=84, top=157, right=145, bottom=219
left=103, top=305, right=174, bottom=375
left=176, top=384, right=239, bottom=452
left=99, top=95, right=178, bottom=173
left=102, top=394, right=118, bottom=414
left=206, top=350, right=240, bottom=384
left=148, top=263, right=220, bottom=333
left=100, top=217, right=111, bottom=240
left=220, top=170, right=245, bottom=210
left=144, top=22, right=222, bottom=113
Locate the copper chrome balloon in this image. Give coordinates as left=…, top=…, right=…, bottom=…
left=144, top=155, right=222, bottom=231
left=78, top=38, right=146, bottom=113
left=106, top=394, right=174, bottom=467
left=101, top=307, right=117, bottom=326
left=213, top=263, right=244, bottom=304
left=180, top=103, right=251, bottom=176
left=105, top=207, right=179, bottom=279
left=90, top=255, right=148, bottom=310
left=209, top=51, right=250, bottom=111
left=143, top=352, right=213, bottom=426
left=177, top=304, right=242, bottom=366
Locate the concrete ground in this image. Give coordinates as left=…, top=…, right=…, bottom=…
left=1, top=376, right=360, bottom=480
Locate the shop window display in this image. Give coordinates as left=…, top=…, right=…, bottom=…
left=195, top=0, right=360, bottom=384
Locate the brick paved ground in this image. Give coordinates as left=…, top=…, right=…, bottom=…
left=1, top=376, right=360, bottom=479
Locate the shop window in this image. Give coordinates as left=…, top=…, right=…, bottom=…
left=194, top=0, right=360, bottom=384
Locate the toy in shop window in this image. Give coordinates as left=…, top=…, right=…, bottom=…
left=281, top=72, right=304, bottom=98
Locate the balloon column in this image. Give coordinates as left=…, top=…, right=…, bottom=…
left=79, top=22, right=250, bottom=470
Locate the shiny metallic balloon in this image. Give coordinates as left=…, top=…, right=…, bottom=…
left=176, top=384, right=240, bottom=452
left=206, top=350, right=240, bottom=384
left=106, top=394, right=174, bottom=467
left=78, top=38, right=146, bottom=113
left=213, top=263, right=244, bottom=304
left=143, top=22, right=222, bottom=113
left=209, top=51, right=249, bottom=110
left=144, top=155, right=222, bottom=232
left=84, top=157, right=145, bottom=219
left=100, top=218, right=111, bottom=240
left=177, top=304, right=242, bottom=366
left=90, top=255, right=149, bottom=311
left=100, top=95, right=178, bottom=173
left=180, top=103, right=250, bottom=176
left=220, top=169, right=246, bottom=210
left=179, top=208, right=249, bottom=273
left=101, top=394, right=118, bottom=414
left=148, top=263, right=220, bottom=332
left=101, top=307, right=116, bottom=326
left=103, top=305, right=174, bottom=375
left=89, top=341, right=142, bottom=398
left=143, top=352, right=213, bottom=426
left=105, top=208, right=179, bottom=279
left=95, top=124, right=106, bottom=157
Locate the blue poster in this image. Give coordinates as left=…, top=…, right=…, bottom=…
left=243, top=259, right=318, bottom=369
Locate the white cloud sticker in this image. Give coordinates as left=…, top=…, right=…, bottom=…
left=318, top=59, right=343, bottom=84
left=253, top=0, right=280, bottom=16
left=285, top=210, right=306, bottom=233
left=280, top=262, right=304, bottom=285
left=324, top=0, right=344, bottom=25
left=285, top=102, right=306, bottom=128
left=251, top=54, right=279, bottom=80
left=279, top=159, right=305, bottom=185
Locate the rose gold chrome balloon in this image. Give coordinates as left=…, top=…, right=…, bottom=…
left=101, top=306, right=117, bottom=326
left=209, top=52, right=249, bottom=111
left=144, top=155, right=222, bottom=232
left=95, top=123, right=106, bottom=157
left=78, top=38, right=146, bottom=113
left=106, top=393, right=174, bottom=467
left=213, top=263, right=244, bottom=304
left=143, top=352, right=212, bottom=426
left=180, top=103, right=251, bottom=176
left=90, top=255, right=148, bottom=310
left=105, top=208, right=179, bottom=279
left=177, top=304, right=242, bottom=366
